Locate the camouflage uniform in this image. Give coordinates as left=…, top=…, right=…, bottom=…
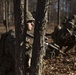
left=52, top=16, right=69, bottom=43
left=25, top=11, right=34, bottom=70
left=63, top=15, right=76, bottom=53
left=56, top=15, right=76, bottom=54
left=25, top=36, right=32, bottom=69
left=57, top=15, right=76, bottom=43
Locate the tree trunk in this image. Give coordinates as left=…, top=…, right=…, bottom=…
left=5, top=0, right=9, bottom=32
left=30, top=0, right=49, bottom=75
left=57, top=0, right=60, bottom=26
left=26, top=0, right=28, bottom=12
left=13, top=0, right=26, bottom=75
left=3, top=0, right=6, bottom=20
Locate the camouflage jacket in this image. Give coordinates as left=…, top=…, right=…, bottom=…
left=25, top=37, right=32, bottom=58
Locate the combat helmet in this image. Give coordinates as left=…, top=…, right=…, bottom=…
left=26, top=11, right=35, bottom=22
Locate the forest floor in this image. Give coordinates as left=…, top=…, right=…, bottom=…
left=43, top=51, right=76, bottom=75
left=0, top=23, right=76, bottom=75
left=42, top=24, right=76, bottom=75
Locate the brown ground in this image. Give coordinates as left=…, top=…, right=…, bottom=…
left=0, top=23, right=76, bottom=75
left=43, top=52, right=76, bottom=75
left=43, top=24, right=76, bottom=75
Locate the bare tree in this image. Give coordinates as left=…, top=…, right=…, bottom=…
left=57, top=0, right=60, bottom=26
left=30, top=0, right=49, bottom=75
left=26, top=0, right=28, bottom=12
left=13, top=0, right=26, bottom=75
left=5, top=0, right=9, bottom=32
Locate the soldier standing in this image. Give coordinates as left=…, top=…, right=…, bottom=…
left=25, top=11, right=35, bottom=72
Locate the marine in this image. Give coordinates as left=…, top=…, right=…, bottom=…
left=25, top=11, right=35, bottom=71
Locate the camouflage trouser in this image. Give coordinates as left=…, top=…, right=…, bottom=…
left=25, top=43, right=32, bottom=68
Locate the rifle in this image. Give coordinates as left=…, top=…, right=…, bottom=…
left=45, top=43, right=65, bottom=54
left=26, top=32, right=65, bottom=54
